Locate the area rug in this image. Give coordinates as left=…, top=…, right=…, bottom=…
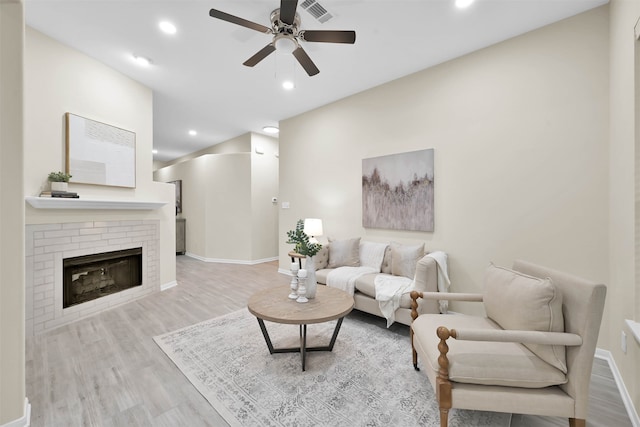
left=154, top=308, right=511, bottom=427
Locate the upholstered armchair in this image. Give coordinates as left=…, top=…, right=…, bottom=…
left=410, top=260, right=606, bottom=427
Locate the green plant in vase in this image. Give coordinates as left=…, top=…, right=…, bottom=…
left=286, top=219, right=322, bottom=299
left=47, top=171, right=72, bottom=182
left=286, top=219, right=322, bottom=257
left=48, top=171, right=72, bottom=192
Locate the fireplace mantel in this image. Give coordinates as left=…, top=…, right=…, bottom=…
left=26, top=196, right=166, bottom=210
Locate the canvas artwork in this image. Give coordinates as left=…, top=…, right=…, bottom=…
left=362, top=149, right=434, bottom=232
left=65, top=113, right=136, bottom=188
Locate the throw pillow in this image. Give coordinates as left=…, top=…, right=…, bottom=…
left=380, top=246, right=393, bottom=274
left=483, top=263, right=567, bottom=373
left=328, top=237, right=361, bottom=268
left=390, top=242, right=425, bottom=279
left=314, top=246, right=329, bottom=270
left=359, top=241, right=389, bottom=272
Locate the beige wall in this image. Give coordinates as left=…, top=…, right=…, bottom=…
left=0, top=1, right=26, bottom=424
left=280, top=9, right=610, bottom=322
left=154, top=132, right=251, bottom=170
left=154, top=133, right=279, bottom=263
left=24, top=28, right=176, bottom=287
left=205, top=154, right=253, bottom=260
left=251, top=134, right=280, bottom=260
left=610, top=0, right=640, bottom=411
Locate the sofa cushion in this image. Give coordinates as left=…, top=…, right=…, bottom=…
left=483, top=264, right=566, bottom=373
left=359, top=241, right=389, bottom=271
left=412, top=314, right=567, bottom=388
left=391, top=242, right=425, bottom=279
left=328, top=237, right=361, bottom=268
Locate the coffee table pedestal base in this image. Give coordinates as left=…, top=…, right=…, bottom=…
left=256, top=317, right=345, bottom=371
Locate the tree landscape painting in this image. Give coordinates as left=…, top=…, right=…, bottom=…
left=362, top=149, right=434, bottom=232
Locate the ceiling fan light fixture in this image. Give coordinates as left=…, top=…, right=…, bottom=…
left=263, top=126, right=279, bottom=134
left=274, top=36, right=297, bottom=54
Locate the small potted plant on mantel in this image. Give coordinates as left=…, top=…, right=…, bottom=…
left=48, top=171, right=72, bottom=192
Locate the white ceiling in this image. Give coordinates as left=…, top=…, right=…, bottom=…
left=25, top=0, right=608, bottom=162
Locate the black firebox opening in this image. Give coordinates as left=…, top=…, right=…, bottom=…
left=63, top=247, right=142, bottom=308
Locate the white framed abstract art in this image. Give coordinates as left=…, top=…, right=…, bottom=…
left=362, top=149, right=434, bottom=232
left=65, top=113, right=136, bottom=188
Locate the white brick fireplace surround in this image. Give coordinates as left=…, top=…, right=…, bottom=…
left=25, top=220, right=160, bottom=336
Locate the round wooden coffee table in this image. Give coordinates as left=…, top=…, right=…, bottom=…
left=247, top=285, right=354, bottom=371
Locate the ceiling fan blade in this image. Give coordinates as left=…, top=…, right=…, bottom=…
left=301, top=30, right=356, bottom=44
left=292, top=46, right=319, bottom=76
left=209, top=9, right=271, bottom=34
left=243, top=44, right=276, bottom=67
left=279, top=0, right=298, bottom=26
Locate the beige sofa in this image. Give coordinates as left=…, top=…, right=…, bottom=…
left=312, top=239, right=441, bottom=326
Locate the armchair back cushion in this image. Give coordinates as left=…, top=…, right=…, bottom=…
left=483, top=264, right=567, bottom=373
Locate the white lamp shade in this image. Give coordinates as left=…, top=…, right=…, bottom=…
left=303, top=218, right=323, bottom=237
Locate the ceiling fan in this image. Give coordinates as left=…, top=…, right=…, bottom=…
left=209, top=0, right=356, bottom=76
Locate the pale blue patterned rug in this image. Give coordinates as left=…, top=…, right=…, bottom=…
left=154, top=308, right=511, bottom=427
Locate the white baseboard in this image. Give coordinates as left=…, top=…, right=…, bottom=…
left=161, top=280, right=178, bottom=291
left=1, top=398, right=31, bottom=427
left=594, top=348, right=640, bottom=427
left=185, top=253, right=278, bottom=265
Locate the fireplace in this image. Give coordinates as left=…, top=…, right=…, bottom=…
left=63, top=248, right=143, bottom=308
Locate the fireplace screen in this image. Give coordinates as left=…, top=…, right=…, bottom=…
left=63, top=248, right=142, bottom=308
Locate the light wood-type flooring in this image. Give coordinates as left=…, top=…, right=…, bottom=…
left=26, top=256, right=634, bottom=426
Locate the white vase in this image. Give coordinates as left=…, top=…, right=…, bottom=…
left=305, top=256, right=317, bottom=299
left=51, top=182, right=68, bottom=192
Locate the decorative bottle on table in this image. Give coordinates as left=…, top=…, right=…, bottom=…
left=296, top=269, right=308, bottom=303
left=304, top=256, right=317, bottom=299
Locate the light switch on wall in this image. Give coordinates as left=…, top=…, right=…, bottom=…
left=282, top=202, right=290, bottom=209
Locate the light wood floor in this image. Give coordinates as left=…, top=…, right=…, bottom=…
left=26, top=256, right=634, bottom=426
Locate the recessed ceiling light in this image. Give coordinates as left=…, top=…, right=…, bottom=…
left=188, top=130, right=197, bottom=136
left=132, top=55, right=152, bottom=67
left=152, top=149, right=158, bottom=154
left=263, top=126, right=279, bottom=134
left=455, top=0, right=474, bottom=9
left=282, top=80, right=295, bottom=90
left=159, top=21, right=177, bottom=35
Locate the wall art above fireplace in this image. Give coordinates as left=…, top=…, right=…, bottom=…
left=65, top=112, right=136, bottom=188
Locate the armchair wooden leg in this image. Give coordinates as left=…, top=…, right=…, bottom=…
left=439, top=408, right=449, bottom=427
left=410, top=327, right=420, bottom=371
left=409, top=292, right=423, bottom=372
left=569, top=418, right=585, bottom=427
left=436, top=326, right=454, bottom=427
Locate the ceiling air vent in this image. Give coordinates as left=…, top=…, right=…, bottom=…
left=300, top=0, right=333, bottom=23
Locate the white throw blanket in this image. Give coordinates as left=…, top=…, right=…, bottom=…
left=375, top=275, right=414, bottom=327
left=327, top=266, right=377, bottom=296
left=426, top=251, right=451, bottom=313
